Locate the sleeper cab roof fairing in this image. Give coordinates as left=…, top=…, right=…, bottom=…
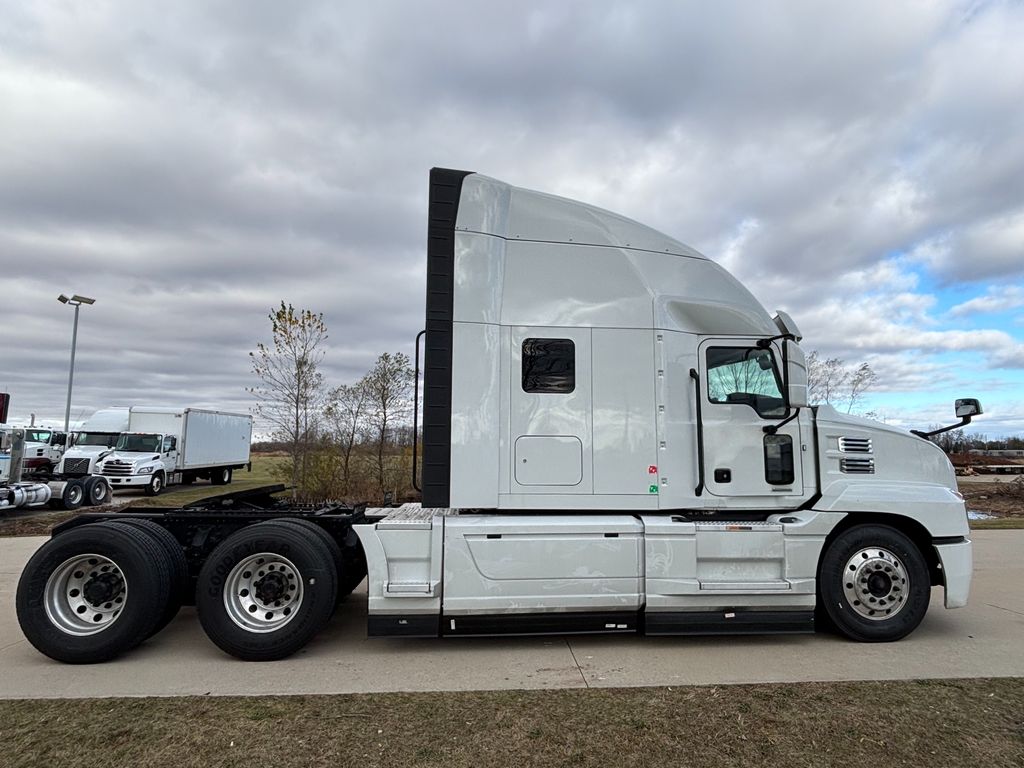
left=451, top=172, right=779, bottom=337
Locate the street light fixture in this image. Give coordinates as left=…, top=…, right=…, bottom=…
left=58, top=294, right=96, bottom=432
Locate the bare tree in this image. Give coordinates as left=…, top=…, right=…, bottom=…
left=806, top=351, right=878, bottom=414
left=363, top=352, right=414, bottom=498
left=846, top=362, right=879, bottom=415
left=249, top=302, right=328, bottom=497
left=323, top=378, right=370, bottom=497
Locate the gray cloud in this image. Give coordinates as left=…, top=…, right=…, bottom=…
left=1, top=0, right=1023, bottom=434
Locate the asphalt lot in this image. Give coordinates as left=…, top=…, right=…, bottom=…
left=1, top=530, right=1021, bottom=699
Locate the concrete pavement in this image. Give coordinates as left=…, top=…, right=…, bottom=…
left=1, top=531, right=1021, bottom=699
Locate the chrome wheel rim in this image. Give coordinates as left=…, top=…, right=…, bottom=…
left=842, top=547, right=908, bottom=620
left=223, top=552, right=303, bottom=633
left=152, top=476, right=162, bottom=493
left=67, top=484, right=83, bottom=505
left=44, top=554, right=127, bottom=635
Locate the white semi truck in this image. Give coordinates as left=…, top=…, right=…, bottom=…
left=1, top=428, right=112, bottom=511
left=96, top=407, right=253, bottom=495
left=14, top=427, right=68, bottom=477
left=56, top=407, right=130, bottom=478
left=16, top=169, right=976, bottom=664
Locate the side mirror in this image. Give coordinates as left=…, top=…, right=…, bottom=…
left=784, top=340, right=808, bottom=408
left=955, top=398, right=982, bottom=418
left=912, top=397, right=983, bottom=440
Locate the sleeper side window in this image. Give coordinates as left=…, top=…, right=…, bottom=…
left=522, top=338, right=575, bottom=393
left=706, top=347, right=786, bottom=418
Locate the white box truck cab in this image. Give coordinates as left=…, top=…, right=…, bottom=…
left=56, top=407, right=130, bottom=478
left=97, top=407, right=252, bottom=495
left=15, top=169, right=978, bottom=665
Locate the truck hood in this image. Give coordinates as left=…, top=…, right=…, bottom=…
left=102, top=452, right=161, bottom=464
left=64, top=446, right=114, bottom=458
left=815, top=405, right=957, bottom=489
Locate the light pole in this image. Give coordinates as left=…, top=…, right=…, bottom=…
left=58, top=294, right=96, bottom=432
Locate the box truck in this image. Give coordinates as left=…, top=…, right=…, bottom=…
left=16, top=169, right=976, bottom=664
left=96, top=407, right=252, bottom=495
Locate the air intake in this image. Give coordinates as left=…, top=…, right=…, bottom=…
left=840, top=457, right=875, bottom=474
left=839, top=437, right=872, bottom=453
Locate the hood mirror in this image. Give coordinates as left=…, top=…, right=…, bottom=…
left=912, top=397, right=983, bottom=440
left=955, top=398, right=982, bottom=418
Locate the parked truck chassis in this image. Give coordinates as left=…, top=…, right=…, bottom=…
left=14, top=483, right=969, bottom=664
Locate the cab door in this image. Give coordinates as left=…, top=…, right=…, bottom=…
left=697, top=339, right=806, bottom=503
left=160, top=434, right=180, bottom=473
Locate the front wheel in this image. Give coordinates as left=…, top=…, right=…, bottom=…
left=818, top=524, right=931, bottom=642
left=143, top=472, right=164, bottom=496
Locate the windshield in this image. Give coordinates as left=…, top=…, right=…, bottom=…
left=75, top=432, right=118, bottom=448
left=114, top=433, right=162, bottom=453
left=25, top=429, right=52, bottom=444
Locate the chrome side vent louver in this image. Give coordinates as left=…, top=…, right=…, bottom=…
left=839, top=436, right=872, bottom=453
left=840, top=457, right=875, bottom=474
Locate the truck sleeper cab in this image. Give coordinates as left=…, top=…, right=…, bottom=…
left=14, top=169, right=972, bottom=664
left=363, top=167, right=972, bottom=643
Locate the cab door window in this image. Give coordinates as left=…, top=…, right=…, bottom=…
left=706, top=347, right=786, bottom=418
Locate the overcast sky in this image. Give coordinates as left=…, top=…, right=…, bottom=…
left=2, top=0, right=1023, bottom=437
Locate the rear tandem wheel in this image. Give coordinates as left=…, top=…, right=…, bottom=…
left=196, top=520, right=338, bottom=661
left=16, top=521, right=173, bottom=663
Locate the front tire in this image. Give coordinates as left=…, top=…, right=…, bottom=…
left=818, top=524, right=930, bottom=642
left=16, top=523, right=172, bottom=663
left=196, top=521, right=338, bottom=661
left=144, top=472, right=165, bottom=496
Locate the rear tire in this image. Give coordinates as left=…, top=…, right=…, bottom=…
left=273, top=518, right=363, bottom=602
left=210, top=467, right=232, bottom=486
left=16, top=522, right=172, bottom=663
left=818, top=524, right=930, bottom=642
left=113, top=518, right=189, bottom=636
left=81, top=477, right=109, bottom=507
left=57, top=480, right=84, bottom=510
left=339, top=544, right=367, bottom=598
left=196, top=521, right=338, bottom=661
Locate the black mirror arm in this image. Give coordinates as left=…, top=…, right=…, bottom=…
left=763, top=407, right=801, bottom=435
left=911, top=414, right=975, bottom=439
left=756, top=333, right=795, bottom=349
